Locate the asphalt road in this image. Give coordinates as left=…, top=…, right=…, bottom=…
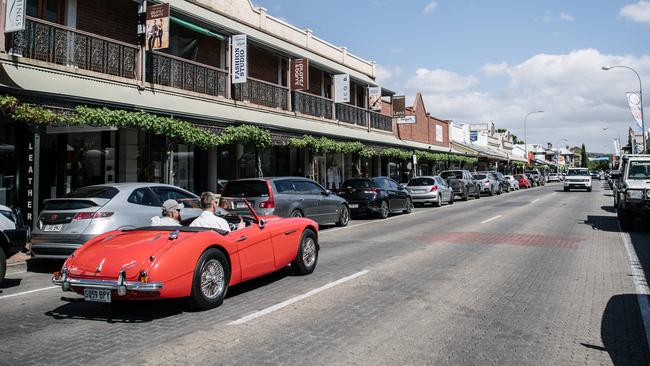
left=1, top=182, right=649, bottom=365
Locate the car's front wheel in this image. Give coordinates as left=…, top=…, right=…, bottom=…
left=189, top=248, right=230, bottom=310
left=378, top=200, right=389, bottom=219
left=403, top=198, right=413, bottom=214
left=292, top=229, right=318, bottom=275
left=336, top=205, right=350, bottom=227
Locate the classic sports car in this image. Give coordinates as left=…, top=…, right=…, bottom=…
left=53, top=198, right=319, bottom=310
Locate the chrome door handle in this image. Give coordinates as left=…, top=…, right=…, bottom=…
left=236, top=236, right=247, bottom=242
left=284, top=229, right=297, bottom=235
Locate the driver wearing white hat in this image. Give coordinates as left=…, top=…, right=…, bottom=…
left=150, top=199, right=183, bottom=226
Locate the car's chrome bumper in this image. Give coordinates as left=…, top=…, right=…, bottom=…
left=52, top=269, right=163, bottom=295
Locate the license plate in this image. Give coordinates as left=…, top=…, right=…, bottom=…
left=84, top=288, right=112, bottom=303
left=43, top=224, right=62, bottom=232
left=349, top=204, right=359, bottom=209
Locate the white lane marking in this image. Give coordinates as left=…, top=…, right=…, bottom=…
left=480, top=215, right=502, bottom=224
left=619, top=226, right=650, bottom=353
left=0, top=286, right=58, bottom=300
left=229, top=270, right=369, bottom=325
left=531, top=199, right=540, bottom=204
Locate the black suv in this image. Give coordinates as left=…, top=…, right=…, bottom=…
left=440, top=170, right=481, bottom=200
left=338, top=177, right=412, bottom=219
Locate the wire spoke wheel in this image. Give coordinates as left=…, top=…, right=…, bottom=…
left=200, top=259, right=225, bottom=300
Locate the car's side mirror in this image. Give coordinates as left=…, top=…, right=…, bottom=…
left=398, top=184, right=405, bottom=190
left=322, top=190, right=332, bottom=196
left=258, top=219, right=266, bottom=229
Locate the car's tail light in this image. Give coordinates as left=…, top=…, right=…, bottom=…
left=259, top=180, right=275, bottom=209
left=73, top=212, right=114, bottom=220
left=364, top=188, right=380, bottom=193
left=430, top=186, right=438, bottom=192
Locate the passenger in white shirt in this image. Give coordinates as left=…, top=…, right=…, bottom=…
left=190, top=192, right=244, bottom=232
left=150, top=199, right=183, bottom=227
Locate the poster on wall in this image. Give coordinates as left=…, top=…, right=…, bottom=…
left=146, top=3, right=170, bottom=50
left=334, top=74, right=350, bottom=103
left=368, top=87, right=382, bottom=111
left=436, top=125, right=443, bottom=142
left=4, top=0, right=26, bottom=33
left=291, top=59, right=309, bottom=90
left=232, top=34, right=248, bottom=84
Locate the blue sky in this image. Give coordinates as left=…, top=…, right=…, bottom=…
left=254, top=0, right=650, bottom=152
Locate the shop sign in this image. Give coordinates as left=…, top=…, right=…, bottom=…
left=334, top=74, right=350, bottom=103
left=397, top=116, right=416, bottom=124
left=470, top=131, right=478, bottom=142
left=4, top=0, right=26, bottom=33
left=146, top=3, right=170, bottom=50
left=25, top=136, right=35, bottom=226
left=290, top=59, right=309, bottom=91
left=232, top=34, right=248, bottom=84
left=393, top=96, right=406, bottom=118
left=368, top=87, right=382, bottom=111
left=626, top=92, right=643, bottom=131
left=436, top=125, right=443, bottom=142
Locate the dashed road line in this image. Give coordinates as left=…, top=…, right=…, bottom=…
left=480, top=215, right=503, bottom=224
left=229, top=270, right=370, bottom=325
left=0, top=286, right=58, bottom=300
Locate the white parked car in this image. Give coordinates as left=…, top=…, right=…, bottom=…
left=503, top=175, right=520, bottom=191
left=547, top=173, right=561, bottom=182
left=564, top=168, right=592, bottom=192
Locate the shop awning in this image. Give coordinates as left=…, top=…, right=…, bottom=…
left=171, top=16, right=227, bottom=41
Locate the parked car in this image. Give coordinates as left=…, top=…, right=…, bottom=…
left=524, top=173, right=537, bottom=187
left=338, top=177, right=412, bottom=219
left=612, top=154, right=650, bottom=230
left=473, top=173, right=501, bottom=196
left=525, top=170, right=545, bottom=186
left=514, top=174, right=532, bottom=189
left=440, top=170, right=481, bottom=201
left=406, top=176, right=454, bottom=207
left=31, top=184, right=203, bottom=259
left=53, top=198, right=319, bottom=310
left=547, top=173, right=561, bottom=182
left=1, top=205, right=31, bottom=283
left=564, top=168, right=592, bottom=192
left=222, top=177, right=350, bottom=226
left=480, top=171, right=511, bottom=193
left=590, top=171, right=601, bottom=180
left=503, top=175, right=520, bottom=191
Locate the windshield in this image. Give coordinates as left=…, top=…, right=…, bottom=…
left=474, top=174, right=487, bottom=180
left=568, top=169, right=589, bottom=176
left=218, top=197, right=258, bottom=218
left=65, top=186, right=119, bottom=199
left=408, top=178, right=436, bottom=186
left=222, top=180, right=269, bottom=197
left=440, top=171, right=462, bottom=179
left=628, top=161, right=650, bottom=180
left=341, top=179, right=374, bottom=189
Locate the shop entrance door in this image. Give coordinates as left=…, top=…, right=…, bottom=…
left=314, top=156, right=326, bottom=187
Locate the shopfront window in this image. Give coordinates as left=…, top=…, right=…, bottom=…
left=27, top=0, right=65, bottom=24
left=173, top=144, right=194, bottom=192
left=137, top=131, right=166, bottom=183
left=0, top=121, right=16, bottom=207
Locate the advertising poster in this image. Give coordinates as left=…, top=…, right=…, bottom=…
left=393, top=96, right=405, bottom=118
left=146, top=3, right=170, bottom=50
left=232, top=34, right=248, bottom=84
left=368, top=87, right=382, bottom=111
left=626, top=92, right=643, bottom=131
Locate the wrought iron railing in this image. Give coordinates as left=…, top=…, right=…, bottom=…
left=7, top=16, right=138, bottom=79
left=335, top=103, right=368, bottom=127
left=148, top=52, right=228, bottom=97
left=292, top=91, right=333, bottom=119
left=232, top=77, right=289, bottom=110
left=369, top=110, right=393, bottom=132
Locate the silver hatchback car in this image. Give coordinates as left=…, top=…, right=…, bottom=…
left=31, top=183, right=202, bottom=259
left=406, top=176, right=454, bottom=207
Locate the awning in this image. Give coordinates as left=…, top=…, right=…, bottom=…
left=171, top=16, right=227, bottom=41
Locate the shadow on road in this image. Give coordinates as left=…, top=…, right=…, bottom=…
left=596, top=294, right=650, bottom=365
left=227, top=266, right=292, bottom=298
left=45, top=298, right=186, bottom=323
left=0, top=278, right=22, bottom=290
left=600, top=205, right=616, bottom=213
left=26, top=259, right=65, bottom=274
left=582, top=215, right=620, bottom=232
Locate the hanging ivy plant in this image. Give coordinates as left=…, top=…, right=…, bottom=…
left=380, top=148, right=413, bottom=161
left=0, top=95, right=17, bottom=112
left=220, top=124, right=271, bottom=149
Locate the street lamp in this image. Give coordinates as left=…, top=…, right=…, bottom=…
left=602, top=65, right=646, bottom=153
left=524, top=110, right=544, bottom=161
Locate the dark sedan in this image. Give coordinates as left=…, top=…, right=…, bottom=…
left=1, top=205, right=31, bottom=284
left=338, top=177, right=413, bottom=219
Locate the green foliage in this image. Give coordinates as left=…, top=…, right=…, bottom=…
left=580, top=144, right=588, bottom=168
left=220, top=124, right=271, bottom=149
left=380, top=148, right=413, bottom=161
left=0, top=95, right=17, bottom=112
left=287, top=135, right=375, bottom=157
left=414, top=150, right=478, bottom=165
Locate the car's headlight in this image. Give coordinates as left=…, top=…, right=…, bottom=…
left=626, top=190, right=644, bottom=200
left=646, top=190, right=650, bottom=199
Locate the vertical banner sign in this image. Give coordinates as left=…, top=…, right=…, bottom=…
left=232, top=34, right=248, bottom=84
left=613, top=139, right=621, bottom=156
left=5, top=0, right=26, bottom=33
left=290, top=59, right=309, bottom=90
left=393, top=96, right=405, bottom=118
left=436, top=125, right=444, bottom=142
left=368, top=87, right=382, bottom=111
left=334, top=74, right=350, bottom=103
left=146, top=3, right=170, bottom=50
left=626, top=92, right=643, bottom=131
left=25, top=136, right=35, bottom=226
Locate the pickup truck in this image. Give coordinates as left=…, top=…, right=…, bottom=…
left=613, top=154, right=650, bottom=230
left=440, top=170, right=481, bottom=201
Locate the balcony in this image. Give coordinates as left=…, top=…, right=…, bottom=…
left=148, top=51, right=228, bottom=98
left=369, top=110, right=392, bottom=132
left=292, top=91, right=333, bottom=119
left=232, top=77, right=289, bottom=111
left=336, top=103, right=367, bottom=127
left=7, top=16, right=138, bottom=79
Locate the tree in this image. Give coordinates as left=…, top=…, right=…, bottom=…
left=580, top=144, right=588, bottom=168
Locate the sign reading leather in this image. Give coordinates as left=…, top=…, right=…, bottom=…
left=291, top=59, right=309, bottom=90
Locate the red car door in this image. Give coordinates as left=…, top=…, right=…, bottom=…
left=268, top=220, right=301, bottom=269
left=233, top=224, right=275, bottom=281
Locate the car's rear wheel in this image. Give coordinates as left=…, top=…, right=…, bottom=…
left=189, top=248, right=230, bottom=310
left=336, top=205, right=350, bottom=227
left=403, top=198, right=413, bottom=214
left=475, top=188, right=481, bottom=199
left=449, top=193, right=454, bottom=205
left=378, top=200, right=389, bottom=219
left=0, top=249, right=6, bottom=285
left=618, top=209, right=635, bottom=231
left=462, top=187, right=469, bottom=201
left=292, top=229, right=318, bottom=275
left=290, top=209, right=304, bottom=218
left=489, top=187, right=494, bottom=196
left=434, top=194, right=442, bottom=207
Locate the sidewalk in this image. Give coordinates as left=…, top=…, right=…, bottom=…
left=6, top=252, right=30, bottom=275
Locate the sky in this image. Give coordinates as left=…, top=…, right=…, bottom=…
left=253, top=0, right=650, bottom=153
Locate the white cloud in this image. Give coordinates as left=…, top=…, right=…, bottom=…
left=536, top=10, right=576, bottom=23
left=559, top=11, right=575, bottom=22
left=423, top=1, right=438, bottom=14
left=375, top=65, right=403, bottom=85
left=619, top=1, right=650, bottom=24
left=383, top=49, right=650, bottom=151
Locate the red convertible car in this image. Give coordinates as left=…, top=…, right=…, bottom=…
left=53, top=198, right=319, bottom=310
